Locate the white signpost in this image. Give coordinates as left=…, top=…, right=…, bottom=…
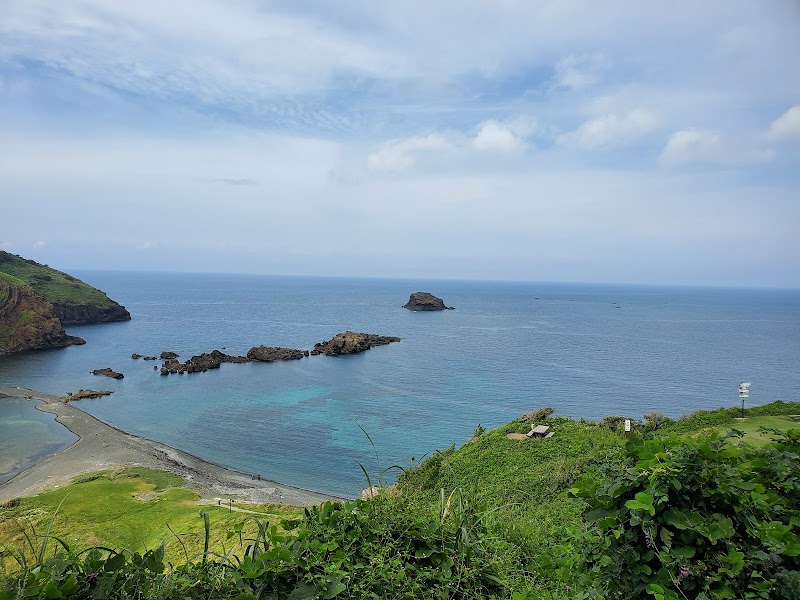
left=739, top=382, right=751, bottom=417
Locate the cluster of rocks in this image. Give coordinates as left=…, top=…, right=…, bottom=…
left=150, top=333, right=403, bottom=377
left=160, top=350, right=247, bottom=375
left=311, top=331, right=402, bottom=356
left=403, top=292, right=454, bottom=311
left=159, top=346, right=309, bottom=376
left=65, top=389, right=114, bottom=401
left=91, top=367, right=124, bottom=379
left=132, top=351, right=178, bottom=361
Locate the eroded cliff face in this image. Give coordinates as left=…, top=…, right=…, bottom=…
left=53, top=301, right=131, bottom=324
left=0, top=283, right=85, bottom=355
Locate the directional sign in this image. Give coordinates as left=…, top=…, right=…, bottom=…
left=739, top=392, right=749, bottom=399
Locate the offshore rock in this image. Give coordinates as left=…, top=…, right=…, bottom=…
left=312, top=331, right=401, bottom=356
left=160, top=351, right=179, bottom=360
left=91, top=367, right=124, bottom=379
left=246, top=346, right=306, bottom=362
left=0, top=283, right=85, bottom=355
left=403, top=292, right=454, bottom=311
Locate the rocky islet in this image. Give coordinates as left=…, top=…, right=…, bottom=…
left=403, top=291, right=454, bottom=311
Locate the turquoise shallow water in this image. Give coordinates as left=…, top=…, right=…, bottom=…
left=1, top=273, right=799, bottom=496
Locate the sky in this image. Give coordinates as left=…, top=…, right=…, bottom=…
left=1, top=1, right=799, bottom=287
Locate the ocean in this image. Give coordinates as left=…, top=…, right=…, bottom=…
left=1, top=272, right=799, bottom=496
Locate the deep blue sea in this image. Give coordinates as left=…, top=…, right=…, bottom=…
left=1, top=272, right=799, bottom=496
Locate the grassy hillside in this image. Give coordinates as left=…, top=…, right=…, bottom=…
left=1, top=401, right=798, bottom=599
left=0, top=468, right=300, bottom=567
left=0, top=252, right=114, bottom=308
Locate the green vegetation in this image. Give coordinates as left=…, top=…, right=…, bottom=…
left=1, top=402, right=798, bottom=599
left=0, top=273, right=25, bottom=288
left=0, top=468, right=300, bottom=568
left=572, top=428, right=800, bottom=599
left=15, top=311, right=34, bottom=326
left=0, top=252, right=114, bottom=308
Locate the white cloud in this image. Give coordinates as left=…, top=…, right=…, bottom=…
left=472, top=121, right=526, bottom=153
left=660, top=129, right=773, bottom=165
left=367, top=134, right=451, bottom=172
left=136, top=241, right=158, bottom=250
left=0, top=242, right=12, bottom=250
left=765, top=106, right=800, bottom=141
left=553, top=53, right=609, bottom=90
left=558, top=108, right=659, bottom=148
left=32, top=240, right=46, bottom=248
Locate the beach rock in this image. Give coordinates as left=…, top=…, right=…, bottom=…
left=131, top=353, right=143, bottom=359
left=160, top=351, right=178, bottom=360
left=65, top=389, right=113, bottom=401
left=246, top=346, right=306, bottom=362
left=92, top=367, right=124, bottom=379
left=0, top=282, right=85, bottom=355
left=313, top=331, right=401, bottom=356
left=403, top=291, right=454, bottom=311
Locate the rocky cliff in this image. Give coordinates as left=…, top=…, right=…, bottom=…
left=0, top=251, right=130, bottom=324
left=53, top=302, right=131, bottom=325
left=0, top=282, right=85, bottom=355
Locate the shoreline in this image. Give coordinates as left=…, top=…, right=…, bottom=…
left=0, top=386, right=340, bottom=506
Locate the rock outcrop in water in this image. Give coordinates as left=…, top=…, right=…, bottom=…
left=403, top=292, right=454, bottom=311
left=247, top=346, right=308, bottom=362
left=91, top=367, right=124, bottom=379
left=311, top=331, right=401, bottom=356
left=0, top=282, right=85, bottom=355
left=160, top=350, right=245, bottom=375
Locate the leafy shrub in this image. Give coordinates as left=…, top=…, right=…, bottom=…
left=600, top=415, right=642, bottom=433
left=571, top=429, right=800, bottom=599
left=643, top=411, right=669, bottom=432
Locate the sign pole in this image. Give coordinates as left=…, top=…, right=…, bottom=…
left=739, top=382, right=751, bottom=418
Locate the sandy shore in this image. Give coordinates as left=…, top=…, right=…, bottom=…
left=0, top=387, right=339, bottom=506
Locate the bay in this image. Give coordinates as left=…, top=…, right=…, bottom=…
left=1, top=272, right=798, bottom=496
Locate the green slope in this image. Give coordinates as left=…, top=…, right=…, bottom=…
left=0, top=251, right=115, bottom=308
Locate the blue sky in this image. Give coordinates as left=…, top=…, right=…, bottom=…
left=1, top=1, right=798, bottom=286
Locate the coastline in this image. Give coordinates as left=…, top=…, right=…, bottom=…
left=0, top=387, right=339, bottom=506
